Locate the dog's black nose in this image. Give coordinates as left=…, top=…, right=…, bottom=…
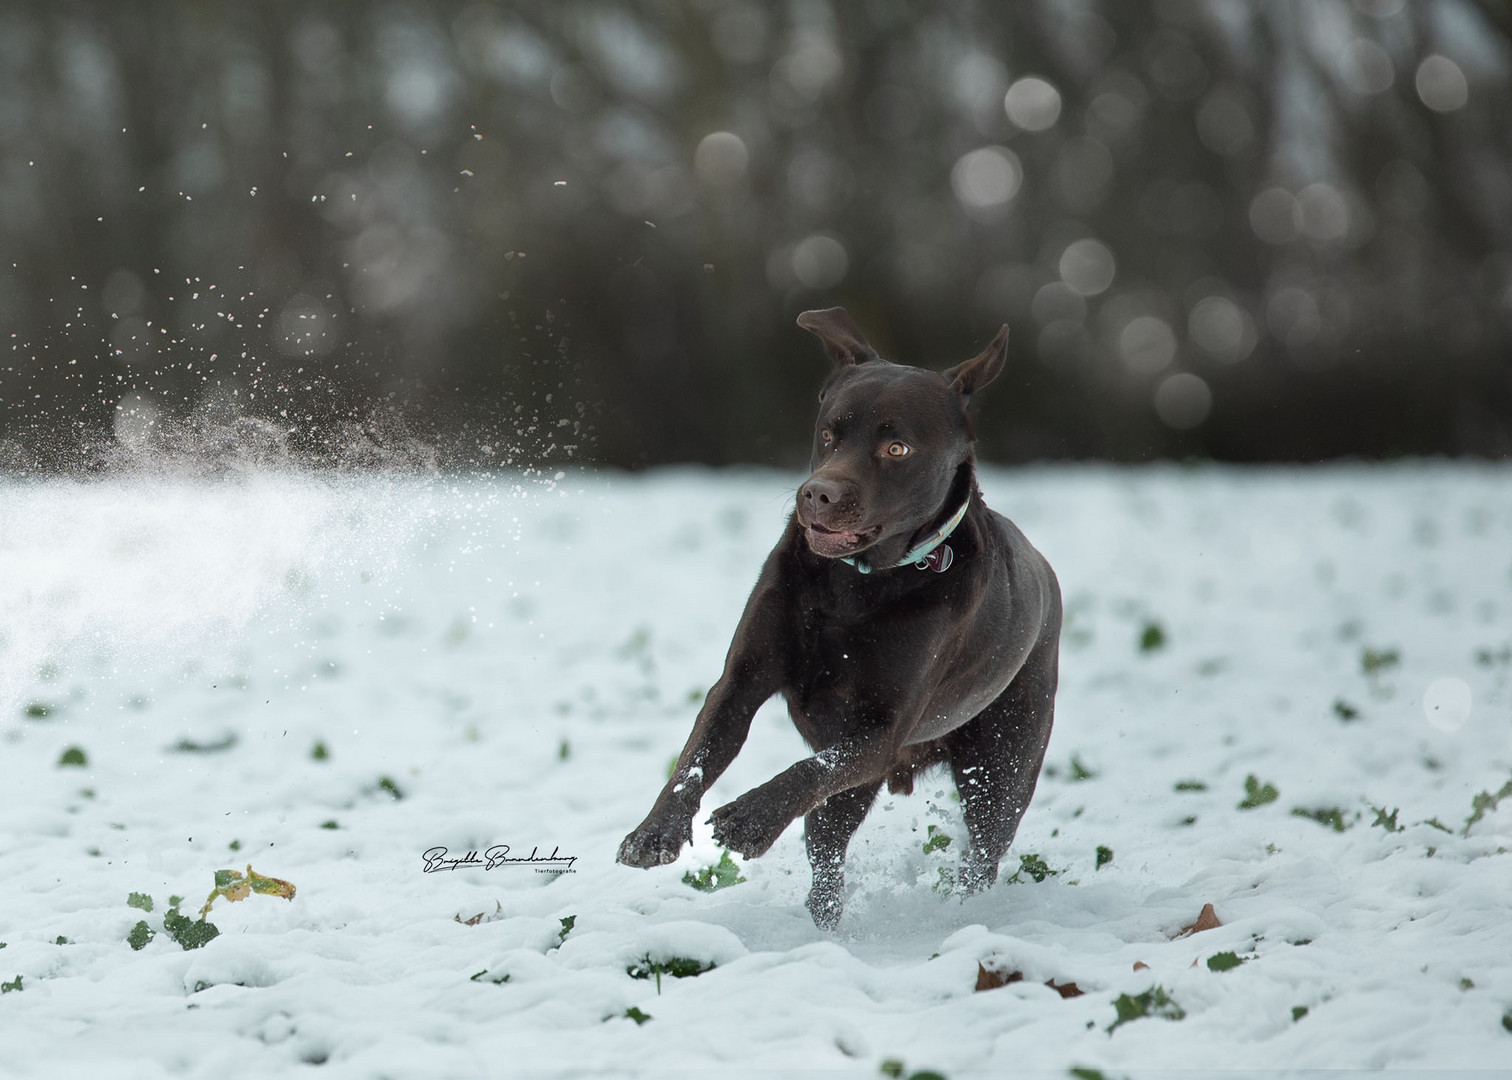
left=800, top=477, right=844, bottom=508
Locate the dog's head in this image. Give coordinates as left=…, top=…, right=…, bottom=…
left=793, top=307, right=1007, bottom=564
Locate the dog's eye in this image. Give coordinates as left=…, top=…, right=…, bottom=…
left=820, top=429, right=834, bottom=445
left=886, top=442, right=910, bottom=458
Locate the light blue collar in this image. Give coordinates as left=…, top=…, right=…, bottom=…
left=842, top=493, right=970, bottom=575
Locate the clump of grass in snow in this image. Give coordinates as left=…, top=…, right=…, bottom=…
left=1474, top=645, right=1510, bottom=667
left=627, top=955, right=715, bottom=993
left=1095, top=846, right=1113, bottom=870
left=1361, top=647, right=1401, bottom=700
left=1108, top=985, right=1185, bottom=1033
left=57, top=746, right=87, bottom=767
left=1463, top=773, right=1512, bottom=836
left=1292, top=806, right=1350, bottom=832
left=162, top=901, right=219, bottom=951
left=1138, top=621, right=1166, bottom=652
left=683, top=850, right=745, bottom=892
left=1006, top=853, right=1060, bottom=884
left=1238, top=775, right=1279, bottom=809
left=127, top=921, right=155, bottom=951
left=170, top=734, right=237, bottom=753
left=1206, top=951, right=1246, bottom=972
left=1069, top=754, right=1097, bottom=781
left=922, top=825, right=952, bottom=854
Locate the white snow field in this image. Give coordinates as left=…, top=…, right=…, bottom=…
left=1, top=464, right=1510, bottom=1079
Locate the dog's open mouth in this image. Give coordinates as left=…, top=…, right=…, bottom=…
left=803, top=521, right=880, bottom=558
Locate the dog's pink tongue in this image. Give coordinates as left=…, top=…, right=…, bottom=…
left=805, top=526, right=859, bottom=557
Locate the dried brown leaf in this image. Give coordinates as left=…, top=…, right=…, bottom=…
left=976, top=961, right=1083, bottom=998
left=1046, top=978, right=1084, bottom=999
left=1132, top=961, right=1150, bottom=972
left=456, top=901, right=503, bottom=927
left=975, top=963, right=1024, bottom=991
left=1176, top=902, right=1221, bottom=938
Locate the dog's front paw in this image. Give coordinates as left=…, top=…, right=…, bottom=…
left=616, top=816, right=692, bottom=868
left=959, top=849, right=1000, bottom=895
left=708, top=790, right=789, bottom=859
left=805, top=873, right=845, bottom=931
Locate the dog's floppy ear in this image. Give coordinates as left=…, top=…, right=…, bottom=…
left=945, top=325, right=1008, bottom=401
left=796, top=307, right=879, bottom=367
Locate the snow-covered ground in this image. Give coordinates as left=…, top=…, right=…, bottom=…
left=2, top=463, right=1510, bottom=1078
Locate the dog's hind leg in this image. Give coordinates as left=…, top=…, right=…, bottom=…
left=945, top=633, right=1059, bottom=894
left=803, top=779, right=882, bottom=930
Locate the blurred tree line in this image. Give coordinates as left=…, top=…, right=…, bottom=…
left=1, top=0, right=1509, bottom=470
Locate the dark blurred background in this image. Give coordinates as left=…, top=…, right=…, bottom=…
left=2, top=0, right=1510, bottom=471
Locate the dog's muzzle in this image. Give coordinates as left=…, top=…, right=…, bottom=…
left=797, top=475, right=877, bottom=557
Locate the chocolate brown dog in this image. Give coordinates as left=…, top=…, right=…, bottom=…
left=617, top=307, right=1061, bottom=929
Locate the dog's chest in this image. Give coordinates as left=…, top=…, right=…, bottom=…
left=782, top=580, right=923, bottom=741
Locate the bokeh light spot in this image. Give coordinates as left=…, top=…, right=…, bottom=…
left=1341, top=38, right=1395, bottom=95
left=1004, top=76, right=1062, bottom=131
left=1119, top=314, right=1177, bottom=374
left=1189, top=296, right=1254, bottom=362
left=1196, top=89, right=1255, bottom=157
left=1032, top=281, right=1087, bottom=326
left=1249, top=186, right=1299, bottom=244
left=1267, top=286, right=1323, bottom=347
left=1153, top=372, right=1212, bottom=429
left=951, top=146, right=1023, bottom=215
left=790, top=234, right=849, bottom=289
left=1415, top=54, right=1468, bottom=112
left=694, top=131, right=749, bottom=187
left=1423, top=676, right=1472, bottom=732
left=1297, top=182, right=1350, bottom=242
left=1059, top=238, right=1116, bottom=297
